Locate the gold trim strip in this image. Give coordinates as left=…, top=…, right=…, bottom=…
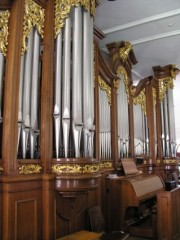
left=0, top=10, right=10, bottom=56
left=19, top=164, right=42, bottom=174
left=98, top=76, right=111, bottom=105
left=52, top=163, right=100, bottom=174
left=22, top=0, right=45, bottom=54
left=55, top=0, right=95, bottom=38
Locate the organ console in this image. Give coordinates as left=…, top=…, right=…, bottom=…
left=106, top=158, right=165, bottom=238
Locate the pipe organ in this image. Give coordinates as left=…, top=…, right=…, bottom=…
left=116, top=66, right=130, bottom=158
left=53, top=1, right=95, bottom=159
left=0, top=1, right=179, bottom=239
left=98, top=76, right=112, bottom=160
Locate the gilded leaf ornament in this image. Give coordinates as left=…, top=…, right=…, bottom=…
left=98, top=76, right=111, bottom=105
left=55, top=0, right=95, bottom=38
left=19, top=164, right=42, bottom=174
left=133, top=88, right=147, bottom=116
left=119, top=41, right=132, bottom=62
left=159, top=77, right=173, bottom=101
left=116, top=66, right=129, bottom=102
left=0, top=10, right=10, bottom=56
left=22, top=0, right=45, bottom=54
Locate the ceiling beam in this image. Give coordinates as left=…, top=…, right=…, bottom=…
left=103, top=9, right=180, bottom=34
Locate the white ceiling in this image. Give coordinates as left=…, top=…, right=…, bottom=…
left=94, top=0, right=180, bottom=82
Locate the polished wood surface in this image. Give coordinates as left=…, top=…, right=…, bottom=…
left=157, top=187, right=180, bottom=240
left=57, top=230, right=102, bottom=240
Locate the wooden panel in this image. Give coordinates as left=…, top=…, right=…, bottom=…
left=157, top=187, right=180, bottom=240
left=0, top=180, right=2, bottom=240
left=15, top=199, right=37, bottom=240
left=2, top=176, right=42, bottom=240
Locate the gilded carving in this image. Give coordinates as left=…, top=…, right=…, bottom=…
left=22, top=0, right=45, bottom=54
left=119, top=41, right=132, bottom=62
left=52, top=163, right=100, bottom=174
left=164, top=159, right=178, bottom=164
left=116, top=66, right=129, bottom=102
left=19, top=164, right=42, bottom=174
left=152, top=87, right=156, bottom=106
left=98, top=76, right=111, bottom=105
left=133, top=88, right=147, bottom=115
left=100, top=161, right=113, bottom=169
left=158, top=77, right=173, bottom=101
left=52, top=164, right=82, bottom=174
left=55, top=0, right=95, bottom=38
left=83, top=164, right=99, bottom=173
left=0, top=10, right=10, bottom=56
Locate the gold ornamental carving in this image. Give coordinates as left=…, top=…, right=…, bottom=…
left=22, top=0, right=45, bottom=54
left=159, top=77, right=173, bottom=101
left=52, top=164, right=82, bottom=174
left=0, top=10, right=10, bottom=56
left=133, top=88, right=147, bottom=115
left=55, top=0, right=95, bottom=38
left=152, top=87, right=156, bottom=106
left=83, top=164, right=100, bottom=173
left=116, top=66, right=129, bottom=102
left=100, top=161, right=113, bottom=169
left=119, top=41, right=132, bottom=62
left=98, top=76, right=111, bottom=105
left=19, top=164, right=42, bottom=174
left=164, top=159, right=178, bottom=164
left=52, top=163, right=100, bottom=174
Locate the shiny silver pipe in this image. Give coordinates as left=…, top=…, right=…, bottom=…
left=30, top=29, right=41, bottom=159
left=163, top=92, right=169, bottom=157
left=83, top=9, right=94, bottom=157
left=160, top=101, right=165, bottom=157
left=21, top=29, right=34, bottom=158
left=53, top=31, right=62, bottom=158
left=72, top=4, right=83, bottom=157
left=17, top=55, right=25, bottom=153
left=62, top=17, right=71, bottom=158
left=0, top=52, right=4, bottom=122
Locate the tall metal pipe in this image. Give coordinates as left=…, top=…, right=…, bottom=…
left=72, top=4, right=83, bottom=157
left=21, top=29, right=34, bottom=158
left=62, top=17, right=71, bottom=158
left=54, top=31, right=62, bottom=158
left=30, top=28, right=41, bottom=159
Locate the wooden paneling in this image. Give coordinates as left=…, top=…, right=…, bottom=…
left=2, top=176, right=42, bottom=240
left=157, top=187, right=180, bottom=240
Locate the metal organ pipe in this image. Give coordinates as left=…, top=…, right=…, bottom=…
left=62, top=17, right=71, bottom=158
left=54, top=31, right=62, bottom=159
left=72, top=4, right=83, bottom=158
left=30, top=29, right=41, bottom=159
left=17, top=55, right=25, bottom=154
left=21, top=29, right=34, bottom=159
left=83, top=9, right=94, bottom=157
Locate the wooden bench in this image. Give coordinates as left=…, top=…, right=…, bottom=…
left=57, top=230, right=102, bottom=240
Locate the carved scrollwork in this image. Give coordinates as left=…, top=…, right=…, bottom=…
left=54, top=0, right=95, bottom=38
left=0, top=10, right=10, bottom=56
left=22, top=0, right=45, bottom=54
left=83, top=164, right=99, bottom=173
left=133, top=88, right=147, bottom=116
left=116, top=66, right=129, bottom=102
left=100, top=161, right=113, bottom=169
left=19, top=164, right=42, bottom=174
left=98, top=76, right=111, bottom=105
left=159, top=77, right=173, bottom=101
left=119, top=41, right=132, bottom=62
left=52, top=164, right=82, bottom=174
